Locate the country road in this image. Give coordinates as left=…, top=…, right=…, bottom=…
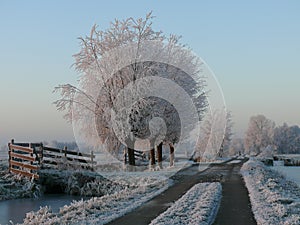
left=108, top=158, right=256, bottom=225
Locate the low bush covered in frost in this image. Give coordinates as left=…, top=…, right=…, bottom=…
left=150, top=182, right=222, bottom=225
left=39, top=169, right=127, bottom=197
left=241, top=158, right=300, bottom=225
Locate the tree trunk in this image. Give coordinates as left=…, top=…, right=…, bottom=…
left=169, top=143, right=175, bottom=167
left=125, top=137, right=135, bottom=167
left=123, top=148, right=127, bottom=165
left=157, top=142, right=163, bottom=169
left=128, top=147, right=135, bottom=166
left=149, top=148, right=156, bottom=169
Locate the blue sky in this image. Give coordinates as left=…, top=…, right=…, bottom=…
left=0, top=0, right=299, bottom=144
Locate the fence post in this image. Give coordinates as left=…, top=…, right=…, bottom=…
left=29, top=143, right=33, bottom=173
left=91, top=151, right=94, bottom=170
left=39, top=142, right=43, bottom=168
left=64, top=146, right=67, bottom=158
left=8, top=139, right=14, bottom=172
left=169, top=143, right=175, bottom=167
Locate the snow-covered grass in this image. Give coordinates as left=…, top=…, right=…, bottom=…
left=241, top=158, right=300, bottom=225
left=272, top=166, right=300, bottom=187
left=21, top=177, right=171, bottom=225
left=150, top=182, right=222, bottom=225
left=0, top=160, right=41, bottom=200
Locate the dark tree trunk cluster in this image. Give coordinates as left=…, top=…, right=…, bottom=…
left=125, top=142, right=174, bottom=168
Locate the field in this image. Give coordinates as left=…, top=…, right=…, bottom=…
left=271, top=165, right=300, bottom=187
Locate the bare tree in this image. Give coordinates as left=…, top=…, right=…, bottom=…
left=54, top=12, right=207, bottom=167
left=244, top=114, right=275, bottom=155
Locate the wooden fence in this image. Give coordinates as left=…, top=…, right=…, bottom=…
left=42, top=146, right=95, bottom=170
left=8, top=139, right=95, bottom=179
left=8, top=140, right=40, bottom=179
left=124, top=149, right=146, bottom=164
left=273, top=155, right=300, bottom=166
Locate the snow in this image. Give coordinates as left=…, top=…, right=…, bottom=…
left=198, top=162, right=210, bottom=172
left=150, top=182, right=222, bottom=225
left=241, top=158, right=300, bottom=225
left=227, top=159, right=241, bottom=164
left=273, top=160, right=284, bottom=166
left=271, top=165, right=300, bottom=187
left=21, top=177, right=171, bottom=225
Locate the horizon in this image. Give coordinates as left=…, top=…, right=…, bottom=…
left=0, top=1, right=299, bottom=145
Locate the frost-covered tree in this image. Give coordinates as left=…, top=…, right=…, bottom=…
left=228, top=138, right=244, bottom=156
left=273, top=123, right=289, bottom=154
left=274, top=123, right=300, bottom=154
left=54, top=12, right=207, bottom=167
left=195, top=109, right=230, bottom=161
left=244, top=114, right=275, bottom=155
left=219, top=111, right=233, bottom=157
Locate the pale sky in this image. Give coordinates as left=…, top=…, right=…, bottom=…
left=0, top=0, right=299, bottom=144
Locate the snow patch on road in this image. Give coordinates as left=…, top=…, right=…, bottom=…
left=227, top=160, right=241, bottom=164
left=150, top=182, right=222, bottom=225
left=241, top=158, right=300, bottom=225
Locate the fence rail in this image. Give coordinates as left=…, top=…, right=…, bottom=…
left=41, top=146, right=95, bottom=169
left=8, top=139, right=95, bottom=179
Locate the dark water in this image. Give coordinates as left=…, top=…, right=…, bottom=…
left=0, top=194, right=86, bottom=225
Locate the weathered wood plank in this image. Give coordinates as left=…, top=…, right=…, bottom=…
left=10, top=160, right=39, bottom=170
left=10, top=152, right=35, bottom=162
left=10, top=168, right=39, bottom=179
left=13, top=142, right=42, bottom=147
left=9, top=144, right=33, bottom=153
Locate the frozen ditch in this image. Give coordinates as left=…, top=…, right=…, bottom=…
left=0, top=194, right=86, bottom=225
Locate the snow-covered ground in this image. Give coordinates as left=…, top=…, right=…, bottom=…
left=271, top=165, right=300, bottom=187
left=21, top=177, right=171, bottom=225
left=241, top=158, right=300, bottom=225
left=150, top=182, right=222, bottom=225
